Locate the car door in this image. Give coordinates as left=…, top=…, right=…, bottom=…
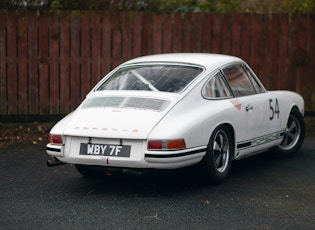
left=222, top=63, right=282, bottom=157
left=243, top=65, right=282, bottom=134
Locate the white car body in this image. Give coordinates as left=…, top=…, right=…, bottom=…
left=46, top=53, right=305, bottom=181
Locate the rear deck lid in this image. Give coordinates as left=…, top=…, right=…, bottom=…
left=63, top=95, right=177, bottom=139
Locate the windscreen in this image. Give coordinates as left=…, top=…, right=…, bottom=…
left=97, top=65, right=203, bottom=93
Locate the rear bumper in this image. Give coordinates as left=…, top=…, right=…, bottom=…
left=46, top=143, right=63, bottom=157
left=46, top=141, right=207, bottom=169
left=144, top=146, right=207, bottom=169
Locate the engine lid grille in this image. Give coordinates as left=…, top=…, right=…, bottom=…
left=82, top=97, right=170, bottom=112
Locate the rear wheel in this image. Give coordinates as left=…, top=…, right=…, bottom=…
left=272, top=108, right=305, bottom=157
left=202, top=125, right=233, bottom=184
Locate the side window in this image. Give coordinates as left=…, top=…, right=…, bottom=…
left=222, top=64, right=257, bottom=97
left=202, top=72, right=232, bottom=98
left=244, top=66, right=265, bottom=94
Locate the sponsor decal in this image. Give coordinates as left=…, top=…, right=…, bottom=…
left=237, top=130, right=285, bottom=150
left=230, top=99, right=242, bottom=110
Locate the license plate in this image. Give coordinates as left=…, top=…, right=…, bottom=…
left=80, top=143, right=131, bottom=157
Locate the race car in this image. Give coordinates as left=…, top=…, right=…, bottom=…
left=46, top=53, right=305, bottom=183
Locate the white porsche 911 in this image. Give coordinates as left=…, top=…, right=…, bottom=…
left=46, top=53, right=305, bottom=183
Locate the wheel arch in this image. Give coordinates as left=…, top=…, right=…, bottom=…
left=212, top=122, right=236, bottom=159
left=290, top=104, right=303, bottom=115
left=283, top=105, right=304, bottom=128
left=271, top=103, right=306, bottom=157
left=201, top=122, right=236, bottom=184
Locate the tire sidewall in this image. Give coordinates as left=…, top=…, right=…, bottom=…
left=273, top=108, right=306, bottom=157
left=202, top=125, right=233, bottom=184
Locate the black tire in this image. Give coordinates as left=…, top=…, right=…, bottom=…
left=202, top=125, right=233, bottom=184
left=272, top=108, right=306, bottom=157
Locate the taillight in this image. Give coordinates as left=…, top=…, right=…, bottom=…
left=147, top=140, right=163, bottom=150
left=147, top=139, right=186, bottom=150
left=167, top=139, right=186, bottom=149
left=48, top=134, right=63, bottom=144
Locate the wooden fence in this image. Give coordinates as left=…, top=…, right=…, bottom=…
left=0, top=10, right=314, bottom=119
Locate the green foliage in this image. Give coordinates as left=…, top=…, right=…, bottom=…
left=145, top=0, right=241, bottom=13
left=53, top=0, right=145, bottom=11
left=3, top=0, right=315, bottom=13
left=240, top=0, right=315, bottom=14
left=282, top=0, right=315, bottom=13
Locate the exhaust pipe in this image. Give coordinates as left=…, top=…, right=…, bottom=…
left=47, top=157, right=66, bottom=167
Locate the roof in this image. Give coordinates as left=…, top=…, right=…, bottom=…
left=122, top=53, right=243, bottom=70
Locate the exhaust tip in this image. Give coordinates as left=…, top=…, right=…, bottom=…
left=47, top=158, right=66, bottom=167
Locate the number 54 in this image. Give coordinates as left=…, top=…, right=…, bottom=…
left=269, top=98, right=280, bottom=120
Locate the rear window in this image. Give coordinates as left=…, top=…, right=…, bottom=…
left=97, top=65, right=203, bottom=93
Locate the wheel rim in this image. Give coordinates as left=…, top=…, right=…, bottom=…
left=279, top=115, right=301, bottom=150
left=213, top=130, right=230, bottom=173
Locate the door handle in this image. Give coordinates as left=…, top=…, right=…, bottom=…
left=246, top=105, right=253, bottom=112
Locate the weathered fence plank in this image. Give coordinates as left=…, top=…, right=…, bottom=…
left=122, top=13, right=132, bottom=63
left=0, top=11, right=7, bottom=114
left=268, top=15, right=280, bottom=89
left=7, top=11, right=17, bottom=115
left=193, top=13, right=203, bottom=52
left=91, top=12, right=101, bottom=85
left=241, top=14, right=250, bottom=64
left=182, top=13, right=191, bottom=52
left=70, top=11, right=80, bottom=110
left=173, top=13, right=182, bottom=53
left=101, top=12, right=111, bottom=78
left=278, top=15, right=289, bottom=90
left=211, top=14, right=222, bottom=54
left=250, top=15, right=260, bottom=79
left=288, top=15, right=299, bottom=92
left=231, top=14, right=241, bottom=57
left=221, top=15, right=231, bottom=55
left=80, top=11, right=91, bottom=98
left=162, top=13, right=172, bottom=53
left=259, top=15, right=270, bottom=88
left=0, top=11, right=314, bottom=118
left=142, top=13, right=153, bottom=55
left=17, top=11, right=28, bottom=114
left=132, top=13, right=142, bottom=57
left=307, top=15, right=315, bottom=113
left=49, top=12, right=60, bottom=115
left=28, top=12, right=39, bottom=115
left=112, top=12, right=122, bottom=69
left=59, top=12, right=70, bottom=114
left=296, top=15, right=308, bottom=95
left=202, top=14, right=211, bottom=53
left=38, top=12, right=49, bottom=115
left=153, top=14, right=162, bottom=54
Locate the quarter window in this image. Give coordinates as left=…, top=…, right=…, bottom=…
left=222, top=64, right=257, bottom=97
left=202, top=72, right=232, bottom=98
left=244, top=66, right=264, bottom=94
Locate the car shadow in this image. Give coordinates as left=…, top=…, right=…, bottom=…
left=61, top=151, right=294, bottom=197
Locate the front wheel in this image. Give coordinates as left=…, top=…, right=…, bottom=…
left=201, top=125, right=233, bottom=184
left=272, top=108, right=305, bottom=157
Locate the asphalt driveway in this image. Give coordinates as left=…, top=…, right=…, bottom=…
left=0, top=123, right=314, bottom=229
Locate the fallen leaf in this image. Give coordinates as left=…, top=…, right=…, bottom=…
left=204, top=200, right=211, bottom=205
